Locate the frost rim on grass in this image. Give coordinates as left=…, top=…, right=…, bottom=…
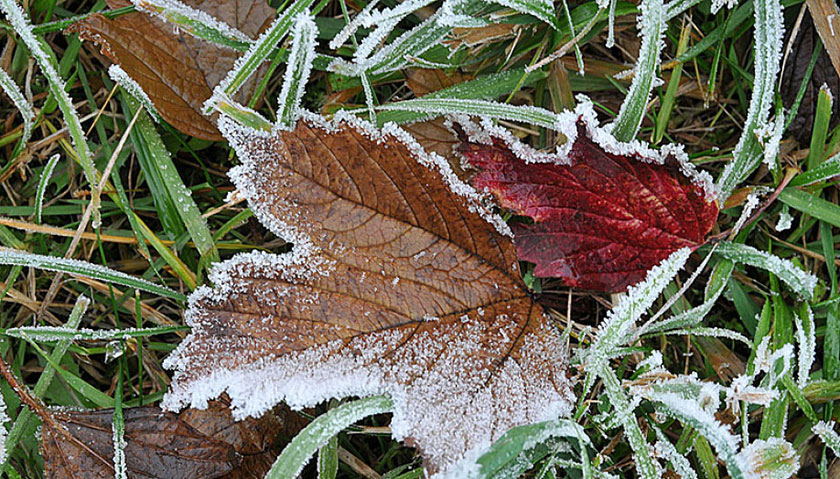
left=108, top=65, right=160, bottom=120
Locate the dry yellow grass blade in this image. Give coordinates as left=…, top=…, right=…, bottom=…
left=806, top=0, right=840, bottom=78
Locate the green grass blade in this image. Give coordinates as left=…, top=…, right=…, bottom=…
left=35, top=153, right=60, bottom=225
left=0, top=65, right=34, bottom=159
left=0, top=248, right=185, bottom=300
left=611, top=0, right=665, bottom=142
left=123, top=96, right=219, bottom=267
left=714, top=242, right=817, bottom=299
left=209, top=0, right=319, bottom=109
left=378, top=98, right=560, bottom=128
left=714, top=0, right=784, bottom=198
left=277, top=13, right=318, bottom=128
left=780, top=188, right=840, bottom=229
left=808, top=85, right=833, bottom=171
left=266, top=396, right=393, bottom=479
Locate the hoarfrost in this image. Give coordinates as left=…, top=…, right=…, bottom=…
left=275, top=13, right=318, bottom=130
left=813, top=421, right=840, bottom=457
left=112, top=414, right=127, bottom=479
left=108, top=65, right=160, bottom=120
left=711, top=0, right=739, bottom=13
left=654, top=428, right=698, bottom=479
left=0, top=65, right=34, bottom=147
left=755, top=112, right=785, bottom=169
left=775, top=205, right=793, bottom=232
left=457, top=97, right=718, bottom=201
left=0, top=393, right=7, bottom=464
left=735, top=438, right=798, bottom=479
left=794, top=304, right=815, bottom=388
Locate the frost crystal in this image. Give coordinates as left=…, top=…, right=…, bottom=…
left=794, top=304, right=815, bottom=388
left=0, top=393, right=7, bottom=464
left=108, top=65, right=160, bottom=120
left=775, top=205, right=793, bottom=232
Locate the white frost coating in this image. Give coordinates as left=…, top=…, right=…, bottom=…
left=755, top=111, right=785, bottom=169
left=725, top=374, right=777, bottom=416
left=735, top=438, right=797, bottom=479
left=593, top=247, right=691, bottom=353
left=654, top=428, right=698, bottom=479
left=438, top=0, right=487, bottom=27
left=651, top=391, right=742, bottom=467
left=821, top=82, right=835, bottom=103
left=711, top=0, right=739, bottom=13
left=329, top=0, right=381, bottom=50
left=0, top=248, right=179, bottom=297
left=775, top=206, right=793, bottom=232
left=813, top=421, right=840, bottom=457
left=132, top=0, right=250, bottom=42
left=108, top=65, right=160, bottom=120
left=112, top=417, right=127, bottom=479
left=0, top=393, right=7, bottom=464
left=275, top=13, right=318, bottom=130
left=460, top=96, right=719, bottom=200
left=354, top=18, right=399, bottom=61
left=794, top=304, right=815, bottom=388
left=36, top=153, right=61, bottom=225
left=0, top=65, right=35, bottom=148
left=5, top=326, right=157, bottom=342
left=164, top=309, right=572, bottom=477
left=666, top=327, right=751, bottom=345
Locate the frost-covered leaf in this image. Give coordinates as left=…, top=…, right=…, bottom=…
left=457, top=103, right=719, bottom=292
left=162, top=114, right=574, bottom=476
left=67, top=0, right=275, bottom=140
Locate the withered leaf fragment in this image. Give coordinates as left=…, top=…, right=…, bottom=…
left=68, top=0, right=275, bottom=140
left=162, top=114, right=574, bottom=476
left=41, top=400, right=294, bottom=479
left=458, top=103, right=719, bottom=292
left=43, top=406, right=236, bottom=479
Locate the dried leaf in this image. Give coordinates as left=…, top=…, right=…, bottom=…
left=404, top=69, right=474, bottom=97
left=780, top=10, right=840, bottom=145
left=458, top=115, right=719, bottom=292
left=67, top=0, right=275, bottom=140
left=42, top=406, right=237, bottom=479
left=444, top=23, right=520, bottom=50
left=162, top=114, right=574, bottom=476
left=40, top=400, right=295, bottom=479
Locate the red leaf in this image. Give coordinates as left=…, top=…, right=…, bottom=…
left=458, top=110, right=719, bottom=292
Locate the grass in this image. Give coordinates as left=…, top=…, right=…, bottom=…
left=0, top=0, right=839, bottom=478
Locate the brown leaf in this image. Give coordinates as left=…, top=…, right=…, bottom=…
left=42, top=406, right=237, bottom=479
left=162, top=115, right=574, bottom=475
left=39, top=399, right=298, bottom=479
left=404, top=69, right=474, bottom=97
left=444, top=23, right=520, bottom=50
left=67, top=0, right=275, bottom=140
left=780, top=10, right=840, bottom=145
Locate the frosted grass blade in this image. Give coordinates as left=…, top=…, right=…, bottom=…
left=4, top=325, right=188, bottom=342
left=789, top=152, right=840, bottom=186
left=715, top=0, right=784, bottom=198
left=0, top=0, right=101, bottom=227
left=35, top=154, right=60, bottom=225
left=277, top=14, right=318, bottom=129
left=0, top=248, right=184, bottom=300
left=266, top=396, right=393, bottom=479
left=492, top=0, right=561, bottom=29
left=208, top=0, right=318, bottom=110
left=131, top=0, right=251, bottom=48
left=378, top=98, right=560, bottom=128
left=814, top=421, right=840, bottom=457
left=0, top=65, right=34, bottom=158
left=610, top=0, right=665, bottom=142
left=715, top=242, right=817, bottom=299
